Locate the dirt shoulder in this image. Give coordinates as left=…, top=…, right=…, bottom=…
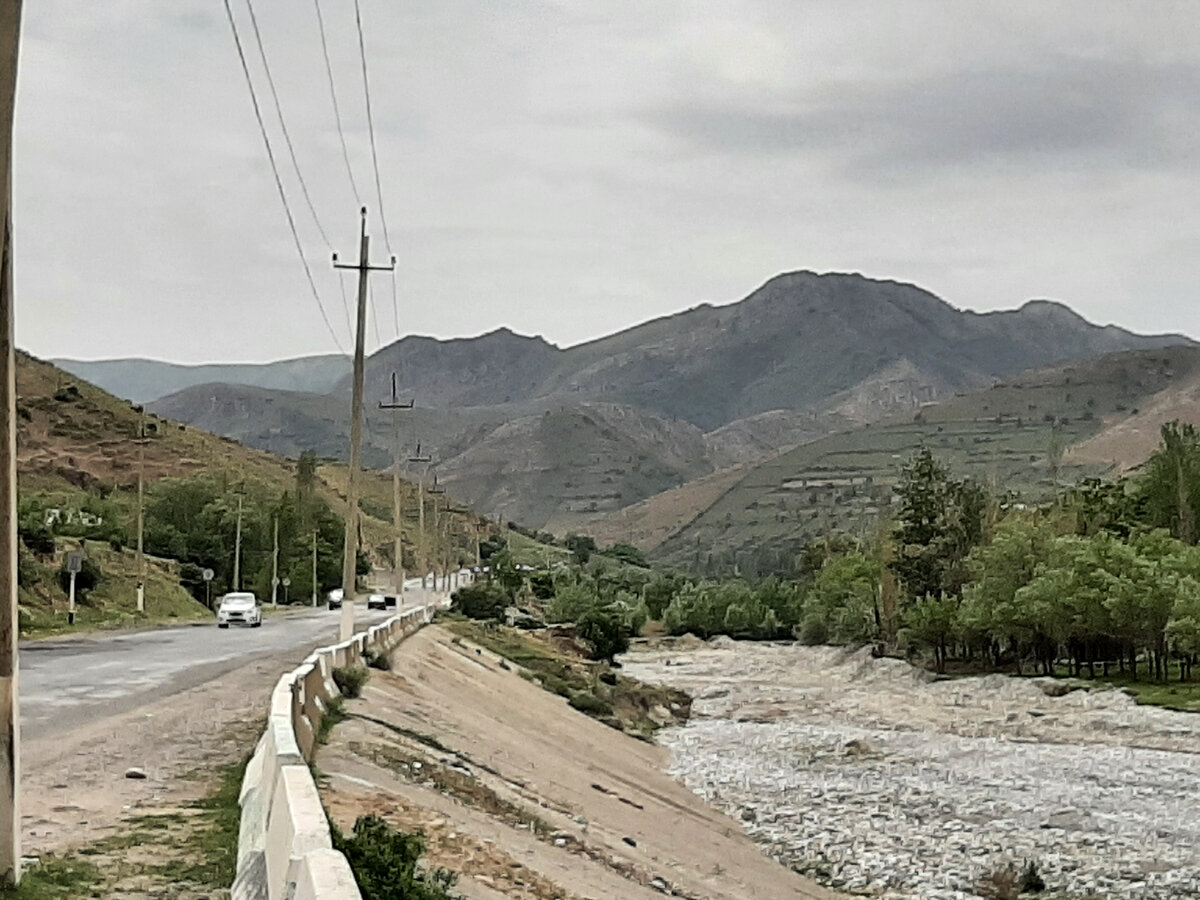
left=16, top=642, right=314, bottom=897
left=316, top=625, right=840, bottom=900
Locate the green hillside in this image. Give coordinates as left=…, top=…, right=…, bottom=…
left=653, top=346, right=1200, bottom=573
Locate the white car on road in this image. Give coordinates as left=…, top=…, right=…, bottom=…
left=217, top=592, right=262, bottom=628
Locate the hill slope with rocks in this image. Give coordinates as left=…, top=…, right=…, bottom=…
left=139, top=271, right=1192, bottom=528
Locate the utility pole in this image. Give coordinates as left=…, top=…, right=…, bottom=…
left=233, top=495, right=243, bottom=591
left=409, top=442, right=431, bottom=587
left=428, top=473, right=445, bottom=590
left=270, top=515, right=279, bottom=607
left=135, top=406, right=145, bottom=613
left=378, top=373, right=412, bottom=594
left=0, top=0, right=23, bottom=884
left=311, top=531, right=318, bottom=607
left=334, top=207, right=394, bottom=640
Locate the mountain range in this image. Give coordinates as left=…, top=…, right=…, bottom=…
left=64, top=270, right=1193, bottom=533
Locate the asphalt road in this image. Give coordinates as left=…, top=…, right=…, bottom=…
left=20, top=585, right=442, bottom=741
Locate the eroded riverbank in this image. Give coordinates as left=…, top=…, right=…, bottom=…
left=622, top=639, right=1200, bottom=899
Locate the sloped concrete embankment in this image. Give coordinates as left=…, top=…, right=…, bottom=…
left=230, top=583, right=466, bottom=900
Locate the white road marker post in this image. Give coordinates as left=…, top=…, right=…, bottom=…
left=66, top=551, right=82, bottom=626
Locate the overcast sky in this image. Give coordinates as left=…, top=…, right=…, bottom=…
left=12, top=1, right=1200, bottom=363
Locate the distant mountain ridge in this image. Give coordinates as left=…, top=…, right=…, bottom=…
left=135, top=270, right=1192, bottom=528
left=53, top=354, right=351, bottom=404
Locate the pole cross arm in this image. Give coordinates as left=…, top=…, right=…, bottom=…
left=333, top=259, right=395, bottom=272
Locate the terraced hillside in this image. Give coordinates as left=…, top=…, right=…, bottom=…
left=651, top=346, right=1200, bottom=572
left=145, top=271, right=1192, bottom=528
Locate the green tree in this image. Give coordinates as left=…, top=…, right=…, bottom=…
left=889, top=449, right=985, bottom=604
left=803, top=553, right=881, bottom=645
left=577, top=606, right=630, bottom=662
left=902, top=595, right=959, bottom=673
left=1139, top=421, right=1200, bottom=543
left=564, top=533, right=597, bottom=565
left=960, top=518, right=1058, bottom=672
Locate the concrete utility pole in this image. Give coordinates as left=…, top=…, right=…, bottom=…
left=135, top=406, right=145, bottom=613
left=378, top=372, right=412, bottom=594
left=311, top=530, right=318, bottom=607
left=333, top=207, right=394, bottom=640
left=408, top=442, right=431, bottom=587
left=0, top=0, right=23, bottom=883
left=270, top=515, right=279, bottom=607
left=428, top=473, right=445, bottom=590
left=233, top=495, right=243, bottom=591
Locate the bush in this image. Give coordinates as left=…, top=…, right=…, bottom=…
left=332, top=815, right=457, bottom=900
left=317, top=696, right=346, bottom=745
left=577, top=607, right=630, bottom=662
left=1019, top=860, right=1046, bottom=893
left=796, top=615, right=830, bottom=646
left=450, top=582, right=508, bottom=620
left=20, top=522, right=55, bottom=557
left=568, top=690, right=613, bottom=717
left=364, top=649, right=391, bottom=671
left=333, top=665, right=370, bottom=699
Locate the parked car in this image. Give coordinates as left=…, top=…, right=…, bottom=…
left=327, top=588, right=344, bottom=610
left=217, top=592, right=262, bottom=628
left=366, top=592, right=387, bottom=610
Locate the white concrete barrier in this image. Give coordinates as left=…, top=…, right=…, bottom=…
left=232, top=573, right=465, bottom=900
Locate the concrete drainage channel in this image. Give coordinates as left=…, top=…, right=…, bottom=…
left=231, top=580, right=466, bottom=900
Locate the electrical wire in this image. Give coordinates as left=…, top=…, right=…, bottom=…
left=352, top=0, right=401, bottom=340
left=222, top=0, right=347, bottom=355
left=242, top=0, right=334, bottom=252
left=337, top=271, right=354, bottom=343
left=368, top=277, right=382, bottom=351
left=313, top=0, right=362, bottom=208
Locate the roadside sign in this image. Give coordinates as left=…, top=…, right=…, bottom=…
left=272, top=576, right=280, bottom=587
left=201, top=568, right=214, bottom=582
left=67, top=552, right=83, bottom=574
left=282, top=577, right=291, bottom=587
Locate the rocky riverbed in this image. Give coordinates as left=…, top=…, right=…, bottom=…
left=622, top=640, right=1200, bottom=899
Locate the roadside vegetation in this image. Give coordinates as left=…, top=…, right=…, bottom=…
left=453, top=425, right=1200, bottom=712
left=333, top=815, right=459, bottom=900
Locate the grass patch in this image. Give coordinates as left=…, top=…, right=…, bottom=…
left=0, top=857, right=102, bottom=899
left=1090, top=673, right=1200, bottom=713
left=318, top=695, right=348, bottom=745
left=153, top=758, right=244, bottom=885
left=333, top=665, right=370, bottom=699
left=443, top=620, right=690, bottom=738
left=0, top=757, right=246, bottom=897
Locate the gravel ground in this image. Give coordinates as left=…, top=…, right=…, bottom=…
left=622, top=640, right=1200, bottom=899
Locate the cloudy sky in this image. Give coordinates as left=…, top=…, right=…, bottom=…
left=12, top=1, right=1200, bottom=363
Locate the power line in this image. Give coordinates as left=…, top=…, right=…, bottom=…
left=337, top=270, right=354, bottom=342
left=312, top=0, right=361, bottom=208
left=352, top=0, right=400, bottom=340
left=222, top=0, right=347, bottom=355
left=368, top=278, right=382, bottom=351
left=242, top=0, right=332, bottom=251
